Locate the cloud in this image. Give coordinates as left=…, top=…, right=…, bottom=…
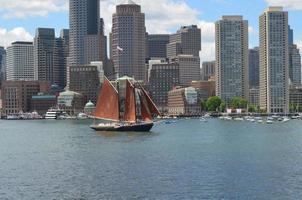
left=0, top=27, right=33, bottom=47
left=265, top=0, right=302, bottom=10
left=198, top=21, right=215, bottom=62
left=0, top=0, right=67, bottom=18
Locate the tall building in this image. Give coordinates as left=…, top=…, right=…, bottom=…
left=54, top=29, right=69, bottom=88
left=6, top=42, right=35, bottom=81
left=147, top=34, right=170, bottom=59
left=259, top=7, right=289, bottom=113
left=0, top=47, right=6, bottom=86
left=69, top=0, right=100, bottom=66
left=167, top=25, right=201, bottom=59
left=249, top=47, right=260, bottom=89
left=289, top=44, right=301, bottom=86
left=34, top=28, right=69, bottom=89
left=215, top=16, right=249, bottom=104
left=201, top=61, right=215, bottom=81
left=171, top=55, right=200, bottom=86
left=148, top=62, right=179, bottom=111
left=111, top=0, right=146, bottom=81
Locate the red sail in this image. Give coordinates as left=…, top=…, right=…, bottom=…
left=94, top=77, right=120, bottom=121
left=140, top=90, right=152, bottom=122
left=124, top=80, right=136, bottom=123
left=141, top=87, right=160, bottom=116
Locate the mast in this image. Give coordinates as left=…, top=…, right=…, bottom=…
left=93, top=77, right=120, bottom=121
left=124, top=79, right=136, bottom=123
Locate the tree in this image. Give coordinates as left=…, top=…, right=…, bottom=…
left=206, top=96, right=222, bottom=112
left=230, top=97, right=248, bottom=109
left=219, top=101, right=226, bottom=112
left=200, top=101, right=207, bottom=112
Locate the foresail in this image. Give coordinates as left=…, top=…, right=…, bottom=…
left=94, top=77, right=120, bottom=121
left=141, top=86, right=160, bottom=116
left=124, top=80, right=136, bottom=123
left=139, top=90, right=152, bottom=122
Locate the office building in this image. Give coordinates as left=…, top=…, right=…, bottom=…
left=249, top=47, right=260, bottom=89
left=167, top=25, right=201, bottom=59
left=6, top=42, right=35, bottom=81
left=201, top=61, right=215, bottom=81
left=69, top=0, right=100, bottom=66
left=215, top=16, right=249, bottom=104
left=147, top=34, right=170, bottom=59
left=1, top=81, right=50, bottom=115
left=111, top=0, right=146, bottom=81
left=289, top=45, right=301, bottom=87
left=0, top=47, right=6, bottom=86
left=148, top=62, right=179, bottom=111
left=171, top=55, right=200, bottom=86
left=259, top=7, right=289, bottom=113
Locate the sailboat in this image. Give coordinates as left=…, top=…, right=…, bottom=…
left=90, top=77, right=160, bottom=132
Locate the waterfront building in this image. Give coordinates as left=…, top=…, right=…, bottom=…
left=69, top=63, right=103, bottom=104
left=259, top=7, right=289, bottom=113
left=167, top=25, right=201, bottom=59
left=1, top=81, right=50, bottom=115
left=249, top=47, right=260, bottom=89
left=171, top=55, right=200, bottom=86
left=289, top=44, right=301, bottom=86
left=168, top=87, right=201, bottom=116
left=147, top=34, right=170, bottom=59
left=191, top=80, right=216, bottom=99
left=57, top=90, right=85, bottom=115
left=215, top=16, right=249, bottom=104
left=201, top=61, right=215, bottom=81
left=111, top=0, right=146, bottom=81
left=84, top=100, right=95, bottom=115
left=6, top=42, right=35, bottom=81
left=31, top=94, right=57, bottom=115
left=148, top=62, right=180, bottom=112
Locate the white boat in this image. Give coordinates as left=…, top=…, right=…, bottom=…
left=282, top=117, right=290, bottom=122
left=45, top=108, right=66, bottom=120
left=257, top=119, right=263, bottom=123
left=234, top=117, right=244, bottom=121
left=200, top=117, right=207, bottom=122
left=266, top=120, right=274, bottom=124
left=77, top=113, right=89, bottom=119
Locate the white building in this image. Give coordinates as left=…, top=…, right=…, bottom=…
left=6, top=42, right=35, bottom=81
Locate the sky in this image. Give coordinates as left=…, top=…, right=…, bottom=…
left=0, top=0, right=301, bottom=62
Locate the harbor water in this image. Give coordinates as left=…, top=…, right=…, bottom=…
left=1, top=119, right=302, bottom=199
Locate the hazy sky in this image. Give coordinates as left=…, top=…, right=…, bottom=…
left=0, top=0, right=301, bottom=61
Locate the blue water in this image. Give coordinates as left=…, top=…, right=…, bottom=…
left=1, top=119, right=302, bottom=199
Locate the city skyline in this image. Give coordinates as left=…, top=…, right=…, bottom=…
left=0, top=0, right=302, bottom=62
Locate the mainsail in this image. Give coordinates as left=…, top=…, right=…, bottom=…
left=93, top=77, right=120, bottom=121
left=124, top=80, right=136, bottom=123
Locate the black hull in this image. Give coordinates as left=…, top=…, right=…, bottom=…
left=90, top=123, right=154, bottom=132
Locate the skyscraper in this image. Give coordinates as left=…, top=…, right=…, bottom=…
left=289, top=44, right=301, bottom=86
left=167, top=25, right=201, bottom=59
left=249, top=47, right=260, bottom=89
left=111, top=0, right=146, bottom=81
left=147, top=34, right=170, bottom=59
left=215, top=16, right=249, bottom=104
left=34, top=28, right=69, bottom=89
left=201, top=61, right=215, bottom=81
left=69, top=0, right=100, bottom=66
left=0, top=47, right=6, bottom=86
left=6, top=42, right=35, bottom=81
left=259, top=7, right=289, bottom=113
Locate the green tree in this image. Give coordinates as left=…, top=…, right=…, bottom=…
left=219, top=101, right=226, bottom=112
left=231, top=97, right=248, bottom=109
left=200, top=101, right=207, bottom=111
left=206, top=96, right=222, bottom=112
